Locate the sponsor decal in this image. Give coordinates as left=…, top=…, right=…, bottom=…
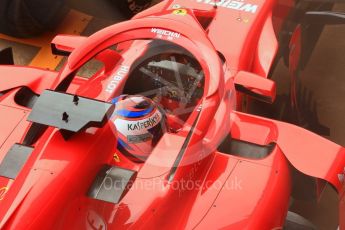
left=128, top=133, right=153, bottom=143
left=173, top=9, right=188, bottom=16
left=172, top=4, right=181, bottom=9
left=236, top=17, right=250, bottom=23
left=195, top=0, right=259, bottom=14
left=151, top=28, right=181, bottom=40
left=106, top=65, right=129, bottom=94
left=114, top=110, right=162, bottom=136
left=0, top=187, right=8, bottom=201
left=127, top=112, right=161, bottom=131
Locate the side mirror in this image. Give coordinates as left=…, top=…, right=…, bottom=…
left=51, top=35, right=87, bottom=56
left=234, top=71, right=276, bottom=103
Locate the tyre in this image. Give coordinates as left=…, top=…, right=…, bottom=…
left=0, top=0, right=67, bottom=38
left=115, top=0, right=152, bottom=17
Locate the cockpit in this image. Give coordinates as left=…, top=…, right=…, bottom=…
left=72, top=38, right=207, bottom=130
left=122, top=39, right=205, bottom=122
left=55, top=23, right=225, bottom=164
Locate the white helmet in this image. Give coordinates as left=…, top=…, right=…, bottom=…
left=110, top=95, right=166, bottom=162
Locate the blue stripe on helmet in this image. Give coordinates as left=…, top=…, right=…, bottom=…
left=111, top=95, right=127, bottom=105
left=115, top=107, right=154, bottom=118
left=118, top=138, right=133, bottom=150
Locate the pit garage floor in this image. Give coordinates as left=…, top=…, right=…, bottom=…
left=271, top=4, right=345, bottom=229
left=0, top=2, right=344, bottom=229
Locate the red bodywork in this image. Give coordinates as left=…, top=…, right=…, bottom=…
left=0, top=0, right=344, bottom=229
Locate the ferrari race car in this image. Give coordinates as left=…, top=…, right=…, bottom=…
left=0, top=0, right=345, bottom=229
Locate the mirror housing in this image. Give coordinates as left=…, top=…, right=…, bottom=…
left=51, top=35, right=87, bottom=56
left=234, top=71, right=276, bottom=103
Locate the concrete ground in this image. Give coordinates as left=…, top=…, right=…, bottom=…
left=0, top=1, right=344, bottom=229
left=273, top=4, right=345, bottom=147
left=268, top=4, right=345, bottom=229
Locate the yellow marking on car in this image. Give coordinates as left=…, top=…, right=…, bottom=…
left=113, top=153, right=121, bottom=162
left=173, top=9, right=188, bottom=16
left=0, top=187, right=9, bottom=201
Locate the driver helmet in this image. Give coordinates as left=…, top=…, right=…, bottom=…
left=110, top=95, right=166, bottom=162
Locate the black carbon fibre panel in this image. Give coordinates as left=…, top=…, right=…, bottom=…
left=0, top=144, right=33, bottom=179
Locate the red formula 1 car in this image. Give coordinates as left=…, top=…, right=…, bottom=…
left=0, top=0, right=345, bottom=229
